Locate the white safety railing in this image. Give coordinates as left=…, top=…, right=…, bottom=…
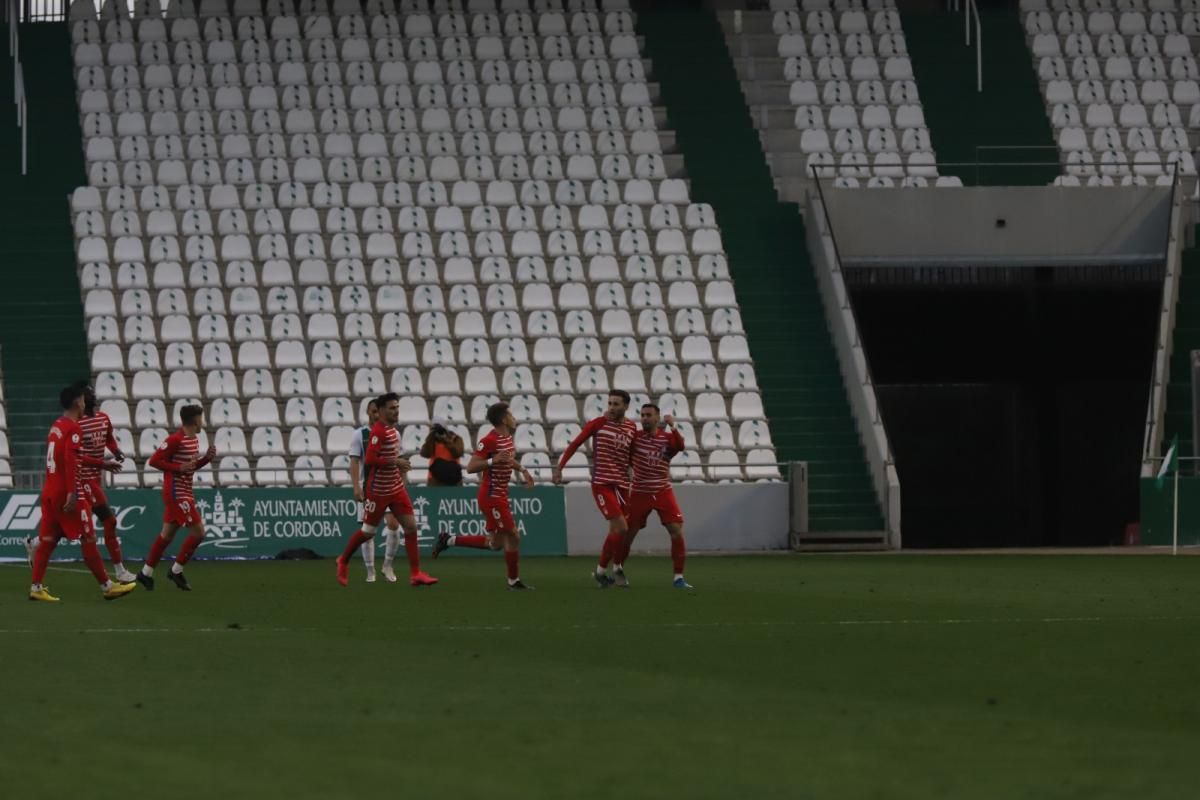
left=1142, top=172, right=1187, bottom=476
left=949, top=0, right=983, bottom=93
left=6, top=0, right=26, bottom=174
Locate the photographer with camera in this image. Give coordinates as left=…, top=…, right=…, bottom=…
left=421, top=416, right=465, bottom=486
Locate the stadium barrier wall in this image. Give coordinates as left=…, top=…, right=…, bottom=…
left=821, top=185, right=1172, bottom=267
left=0, top=487, right=568, bottom=560
left=1139, top=477, right=1200, bottom=546
left=0, top=484, right=792, bottom=560
left=563, top=484, right=790, bottom=555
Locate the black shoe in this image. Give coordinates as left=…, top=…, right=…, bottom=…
left=431, top=531, right=450, bottom=559
left=593, top=570, right=614, bottom=589
left=135, top=572, right=155, bottom=592
left=507, top=579, right=534, bottom=591
left=167, top=570, right=191, bottom=591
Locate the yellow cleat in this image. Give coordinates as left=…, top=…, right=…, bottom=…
left=102, top=581, right=137, bottom=601
left=29, top=587, right=61, bottom=603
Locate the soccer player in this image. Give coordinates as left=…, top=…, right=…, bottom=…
left=348, top=398, right=403, bottom=583
left=27, top=383, right=136, bottom=602
left=335, top=392, right=437, bottom=587
left=431, top=402, right=534, bottom=590
left=623, top=405, right=693, bottom=588
left=135, top=404, right=216, bottom=591
left=77, top=383, right=137, bottom=583
left=553, top=389, right=638, bottom=588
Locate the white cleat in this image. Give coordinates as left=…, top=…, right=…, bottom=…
left=115, top=567, right=138, bottom=583
left=365, top=568, right=377, bottom=584
left=382, top=564, right=398, bottom=583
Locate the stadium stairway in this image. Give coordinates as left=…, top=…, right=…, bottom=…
left=633, top=0, right=884, bottom=532
left=899, top=2, right=1059, bottom=186
left=1164, top=234, right=1200, bottom=460
left=0, top=22, right=90, bottom=479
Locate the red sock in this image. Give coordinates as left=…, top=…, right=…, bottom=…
left=31, top=537, right=56, bottom=584
left=102, top=517, right=122, bottom=565
left=504, top=549, right=519, bottom=580
left=617, top=533, right=634, bottom=566
left=404, top=530, right=421, bottom=576
left=671, top=536, right=687, bottom=575
left=454, top=535, right=489, bottom=549
left=174, top=533, right=204, bottom=567
left=599, top=531, right=623, bottom=568
left=80, top=538, right=110, bottom=585
left=340, top=530, right=371, bottom=562
left=145, top=534, right=171, bottom=568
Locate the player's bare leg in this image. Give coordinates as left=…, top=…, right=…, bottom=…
left=666, top=523, right=692, bottom=588
left=336, top=523, right=376, bottom=586
left=379, top=512, right=402, bottom=583
left=29, top=532, right=62, bottom=602
left=138, top=522, right=181, bottom=591
left=95, top=504, right=136, bottom=582
left=595, top=515, right=628, bottom=588
left=165, top=521, right=205, bottom=591
left=396, top=514, right=438, bottom=586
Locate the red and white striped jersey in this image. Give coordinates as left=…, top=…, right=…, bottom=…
left=149, top=429, right=208, bottom=502
left=363, top=421, right=403, bottom=495
left=558, top=416, right=638, bottom=488
left=476, top=430, right=515, bottom=502
left=77, top=411, right=116, bottom=483
left=631, top=428, right=686, bottom=493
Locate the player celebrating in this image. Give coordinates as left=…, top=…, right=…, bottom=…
left=335, top=392, right=437, bottom=587
left=348, top=397, right=403, bottom=583
left=77, top=383, right=137, bottom=583
left=431, top=402, right=534, bottom=590
left=622, top=404, right=693, bottom=589
left=27, top=383, right=136, bottom=602
left=135, top=404, right=216, bottom=591
left=553, top=389, right=638, bottom=588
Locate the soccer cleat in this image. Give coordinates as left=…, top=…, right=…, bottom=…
left=431, top=532, right=450, bottom=559
left=507, top=579, right=534, bottom=591
left=135, top=572, right=155, bottom=592
left=335, top=557, right=349, bottom=587
left=613, top=567, right=630, bottom=589
left=167, top=571, right=191, bottom=591
left=593, top=569, right=614, bottom=589
left=410, top=571, right=439, bottom=587
left=672, top=577, right=694, bottom=589
left=103, top=581, right=137, bottom=601
left=29, top=587, right=61, bottom=603
left=381, top=564, right=398, bottom=583
left=365, top=568, right=377, bottom=584
left=115, top=567, right=138, bottom=583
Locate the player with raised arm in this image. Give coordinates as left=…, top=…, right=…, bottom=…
left=553, top=389, right=638, bottom=588
left=335, top=393, right=437, bottom=588
left=623, top=404, right=693, bottom=589
left=431, top=402, right=534, bottom=590
left=135, top=404, right=216, bottom=591
left=77, top=383, right=137, bottom=583
left=28, top=383, right=136, bottom=602
left=348, top=398, right=403, bottom=583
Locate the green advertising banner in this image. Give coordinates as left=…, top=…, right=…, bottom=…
left=0, top=486, right=567, bottom=561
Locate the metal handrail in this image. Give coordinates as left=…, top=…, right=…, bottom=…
left=965, top=0, right=982, bottom=93
left=7, top=0, right=26, bottom=174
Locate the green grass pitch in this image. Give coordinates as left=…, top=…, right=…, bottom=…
left=2, top=554, right=1198, bottom=800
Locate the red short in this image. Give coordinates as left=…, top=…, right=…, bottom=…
left=591, top=484, right=628, bottom=521
left=479, top=498, right=515, bottom=533
left=363, top=488, right=414, bottom=526
left=626, top=487, right=684, bottom=530
left=163, top=496, right=201, bottom=527
left=81, top=480, right=108, bottom=509
left=39, top=494, right=93, bottom=541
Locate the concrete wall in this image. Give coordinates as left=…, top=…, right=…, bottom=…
left=564, top=483, right=790, bottom=555
left=821, top=185, right=1171, bottom=267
